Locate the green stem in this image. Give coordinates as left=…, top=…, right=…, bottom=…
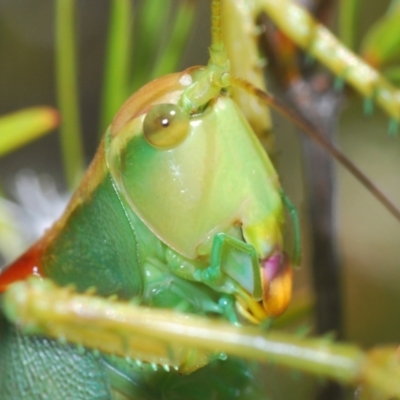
left=150, top=1, right=195, bottom=80
left=131, top=0, right=171, bottom=92
left=99, top=0, right=133, bottom=135
left=55, top=0, right=85, bottom=190
left=338, top=0, right=360, bottom=50
left=0, top=107, right=59, bottom=157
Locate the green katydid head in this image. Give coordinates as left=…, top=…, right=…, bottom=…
left=108, top=68, right=283, bottom=260
left=106, top=1, right=292, bottom=323
left=106, top=68, right=291, bottom=322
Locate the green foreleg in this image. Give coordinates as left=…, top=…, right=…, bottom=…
left=194, top=233, right=262, bottom=300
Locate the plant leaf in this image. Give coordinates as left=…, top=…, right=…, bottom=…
left=361, top=8, right=400, bottom=68
left=0, top=107, right=59, bottom=157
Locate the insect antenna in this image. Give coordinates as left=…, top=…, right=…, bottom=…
left=209, top=0, right=228, bottom=67
left=232, top=76, right=400, bottom=224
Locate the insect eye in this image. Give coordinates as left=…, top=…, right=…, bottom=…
left=143, top=104, right=190, bottom=149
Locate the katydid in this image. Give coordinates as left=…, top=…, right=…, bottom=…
left=2, top=1, right=400, bottom=399
left=0, top=1, right=294, bottom=398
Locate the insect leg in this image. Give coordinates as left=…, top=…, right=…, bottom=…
left=194, top=232, right=260, bottom=298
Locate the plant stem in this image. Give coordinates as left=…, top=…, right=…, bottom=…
left=99, top=0, right=133, bottom=135
left=149, top=1, right=195, bottom=80
left=130, top=0, right=171, bottom=92
left=55, top=0, right=85, bottom=190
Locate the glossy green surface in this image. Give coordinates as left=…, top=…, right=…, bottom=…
left=110, top=95, right=283, bottom=261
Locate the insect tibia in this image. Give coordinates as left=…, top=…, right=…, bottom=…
left=6, top=279, right=400, bottom=397
left=2, top=278, right=216, bottom=375
left=210, top=1, right=224, bottom=56
left=208, top=0, right=230, bottom=74
left=255, top=0, right=400, bottom=123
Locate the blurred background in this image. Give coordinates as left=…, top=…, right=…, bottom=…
left=0, top=0, right=400, bottom=398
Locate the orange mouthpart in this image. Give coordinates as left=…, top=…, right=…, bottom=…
left=261, top=252, right=293, bottom=317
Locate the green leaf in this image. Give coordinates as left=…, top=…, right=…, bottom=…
left=382, top=65, right=400, bottom=85
left=149, top=1, right=195, bottom=80
left=360, top=8, right=400, bottom=68
left=0, top=107, right=59, bottom=157
left=387, top=0, right=400, bottom=14
left=55, top=0, right=85, bottom=190
left=338, top=0, right=361, bottom=50
left=99, top=0, right=134, bottom=134
left=130, top=0, right=172, bottom=92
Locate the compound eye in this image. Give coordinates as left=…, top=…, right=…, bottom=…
left=143, top=104, right=190, bottom=149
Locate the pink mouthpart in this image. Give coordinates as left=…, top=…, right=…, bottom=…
left=262, top=250, right=283, bottom=282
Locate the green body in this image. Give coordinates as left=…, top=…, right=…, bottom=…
left=44, top=173, right=143, bottom=298
left=0, top=67, right=285, bottom=399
